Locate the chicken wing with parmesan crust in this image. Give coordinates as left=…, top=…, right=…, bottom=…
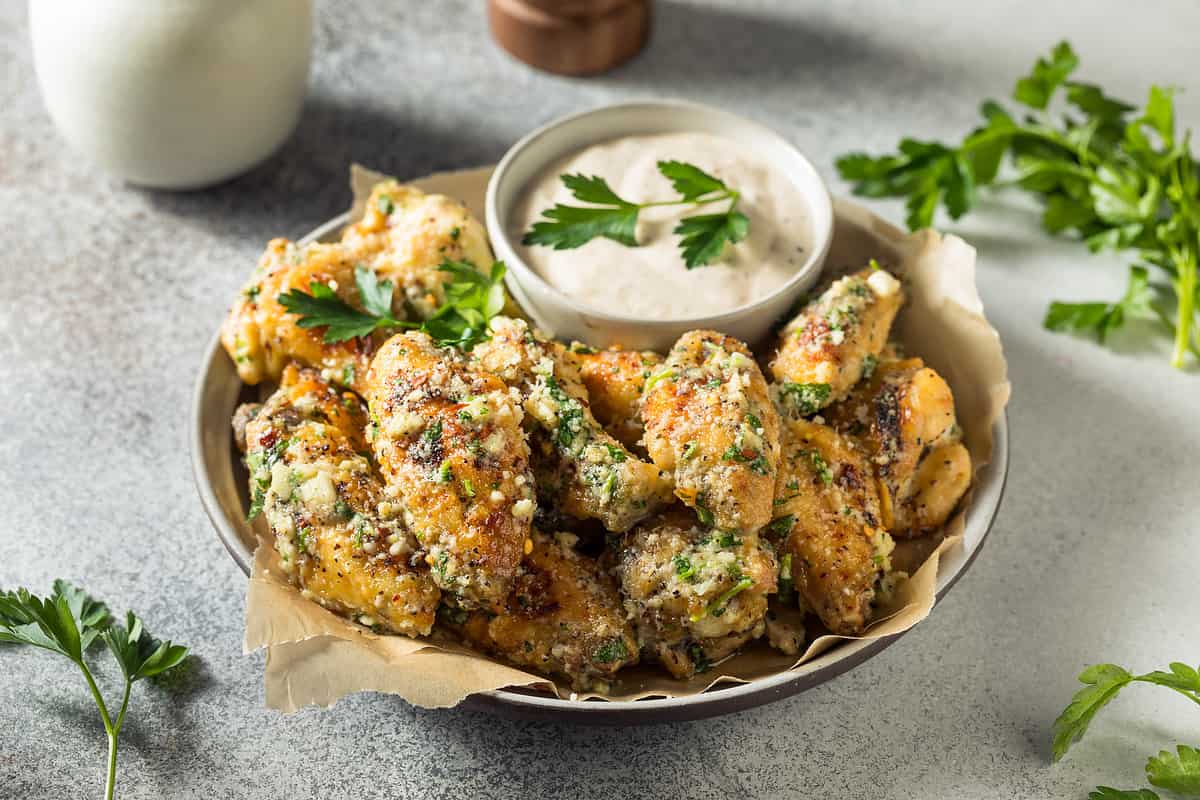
left=241, top=365, right=440, bottom=636
left=364, top=332, right=535, bottom=611
left=473, top=317, right=673, bottom=532
left=767, top=417, right=893, bottom=636
left=342, top=180, right=494, bottom=320
left=451, top=531, right=638, bottom=692
left=617, top=509, right=777, bottom=679
left=641, top=330, right=781, bottom=533
left=221, top=240, right=375, bottom=392
left=770, top=266, right=905, bottom=414
left=825, top=357, right=970, bottom=536
left=574, top=345, right=664, bottom=451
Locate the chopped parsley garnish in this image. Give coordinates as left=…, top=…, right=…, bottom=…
left=695, top=502, right=714, bottom=528
left=767, top=515, right=796, bottom=536
left=461, top=478, right=475, bottom=498
left=681, top=441, right=699, bottom=461
left=643, top=368, right=677, bottom=393
left=377, top=194, right=395, bottom=215
left=437, top=459, right=453, bottom=483
left=593, top=638, right=629, bottom=664
left=778, top=382, right=832, bottom=415
left=673, top=554, right=696, bottom=581
left=715, top=532, right=741, bottom=548
left=602, top=443, right=627, bottom=462
left=803, top=450, right=834, bottom=485
left=691, top=576, right=754, bottom=622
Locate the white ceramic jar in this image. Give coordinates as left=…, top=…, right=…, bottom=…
left=30, top=0, right=313, bottom=189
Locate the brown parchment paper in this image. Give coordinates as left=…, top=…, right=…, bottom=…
left=243, top=166, right=1011, bottom=711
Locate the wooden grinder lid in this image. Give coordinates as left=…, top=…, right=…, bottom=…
left=487, top=0, right=652, bottom=76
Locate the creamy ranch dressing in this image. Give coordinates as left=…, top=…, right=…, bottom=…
left=512, top=132, right=813, bottom=319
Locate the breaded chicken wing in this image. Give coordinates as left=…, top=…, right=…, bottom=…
left=451, top=531, right=638, bottom=692
left=574, top=345, right=664, bottom=450
left=767, top=417, right=893, bottom=636
left=342, top=180, right=494, bottom=320
left=473, top=317, right=673, bottom=532
left=242, top=365, right=440, bottom=636
left=364, top=332, right=535, bottom=611
left=770, top=266, right=905, bottom=414
left=825, top=357, right=970, bottom=536
left=642, top=330, right=781, bottom=533
left=222, top=240, right=375, bottom=391
left=617, top=509, right=777, bottom=679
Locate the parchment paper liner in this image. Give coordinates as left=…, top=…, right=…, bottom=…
left=244, top=166, right=1011, bottom=710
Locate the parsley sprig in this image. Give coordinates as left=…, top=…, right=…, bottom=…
left=522, top=161, right=750, bottom=269
left=1053, top=661, right=1200, bottom=798
left=0, top=581, right=189, bottom=800
left=278, top=260, right=508, bottom=351
left=836, top=41, right=1200, bottom=369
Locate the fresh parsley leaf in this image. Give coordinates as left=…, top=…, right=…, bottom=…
left=766, top=515, right=795, bottom=536
left=675, top=210, right=750, bottom=268
left=0, top=583, right=187, bottom=800
left=1044, top=266, right=1163, bottom=343
left=777, top=382, right=832, bottom=415
left=835, top=41, right=1200, bottom=369
left=524, top=162, right=749, bottom=268
left=657, top=160, right=729, bottom=200
left=1140, top=662, right=1200, bottom=693
left=1088, top=789, right=1159, bottom=800
left=278, top=279, right=399, bottom=343
left=355, top=263, right=397, bottom=319
left=1052, top=663, right=1134, bottom=761
left=1145, top=745, right=1200, bottom=795
left=592, top=637, right=628, bottom=664
left=1012, top=41, right=1079, bottom=110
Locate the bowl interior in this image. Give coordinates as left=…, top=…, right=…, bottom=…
left=485, top=100, right=835, bottom=329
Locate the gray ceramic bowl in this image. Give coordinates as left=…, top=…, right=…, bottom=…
left=191, top=209, right=1008, bottom=724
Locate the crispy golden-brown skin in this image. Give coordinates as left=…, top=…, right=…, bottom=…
left=454, top=531, right=638, bottom=692
left=574, top=346, right=664, bottom=450
left=825, top=357, right=970, bottom=537
left=342, top=180, right=494, bottom=319
left=242, top=365, right=440, bottom=636
left=770, top=267, right=905, bottom=413
left=473, top=317, right=673, bottom=532
left=769, top=417, right=893, bottom=636
left=364, top=332, right=534, bottom=611
left=642, top=330, right=781, bottom=533
left=617, top=509, right=777, bottom=679
left=221, top=240, right=375, bottom=392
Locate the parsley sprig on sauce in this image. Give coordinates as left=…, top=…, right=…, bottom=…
left=0, top=581, right=189, bottom=800
left=836, top=41, right=1199, bottom=369
left=523, top=161, right=750, bottom=269
left=277, top=259, right=507, bottom=351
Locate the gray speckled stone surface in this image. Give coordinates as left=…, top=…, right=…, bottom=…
left=3, top=2, right=1199, bottom=798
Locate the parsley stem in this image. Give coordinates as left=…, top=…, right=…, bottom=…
left=76, top=659, right=119, bottom=799
left=637, top=189, right=740, bottom=210
left=1170, top=250, right=1197, bottom=369
left=105, top=680, right=132, bottom=800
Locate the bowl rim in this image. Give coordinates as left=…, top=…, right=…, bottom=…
left=483, top=99, right=835, bottom=327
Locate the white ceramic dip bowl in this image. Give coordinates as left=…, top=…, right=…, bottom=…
left=485, top=100, right=834, bottom=352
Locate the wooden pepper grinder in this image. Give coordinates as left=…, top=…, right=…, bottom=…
left=488, top=0, right=652, bottom=76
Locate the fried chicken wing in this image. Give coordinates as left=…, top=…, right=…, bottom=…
left=574, top=345, right=664, bottom=450
left=364, top=332, right=535, bottom=611
left=768, top=417, right=893, bottom=636
left=770, top=266, right=905, bottom=414
left=221, top=239, right=374, bottom=391
left=642, top=330, right=781, bottom=533
left=825, top=357, right=970, bottom=536
left=473, top=317, right=673, bottom=532
left=242, top=365, right=440, bottom=636
left=617, top=509, right=777, bottom=679
left=451, top=531, right=638, bottom=692
left=342, top=180, right=494, bottom=319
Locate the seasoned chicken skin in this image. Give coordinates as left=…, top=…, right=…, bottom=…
left=825, top=357, right=970, bottom=536
left=768, top=417, right=893, bottom=636
left=642, top=330, right=781, bottom=533
left=617, top=509, right=777, bottom=679
left=452, top=531, right=638, bottom=692
left=342, top=180, right=494, bottom=320
left=242, top=365, right=440, bottom=636
left=574, top=345, right=664, bottom=450
left=364, top=332, right=535, bottom=611
left=222, top=240, right=375, bottom=392
left=771, top=267, right=905, bottom=414
left=473, top=317, right=673, bottom=532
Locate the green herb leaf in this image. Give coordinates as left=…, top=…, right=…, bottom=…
left=278, top=280, right=392, bottom=343
left=657, top=160, right=729, bottom=200
left=675, top=210, right=750, bottom=268
left=354, top=263, right=396, bottom=319
left=1145, top=745, right=1200, bottom=795
left=1044, top=266, right=1160, bottom=343
left=592, top=637, right=629, bottom=664
left=1052, top=664, right=1134, bottom=761
left=522, top=174, right=640, bottom=250
left=1012, top=41, right=1078, bottom=109
left=102, top=611, right=189, bottom=683
left=1088, top=789, right=1159, bottom=800
left=777, top=382, right=832, bottom=415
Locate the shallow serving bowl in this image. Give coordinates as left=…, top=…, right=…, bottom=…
left=192, top=183, right=1008, bottom=723
left=484, top=100, right=835, bottom=352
